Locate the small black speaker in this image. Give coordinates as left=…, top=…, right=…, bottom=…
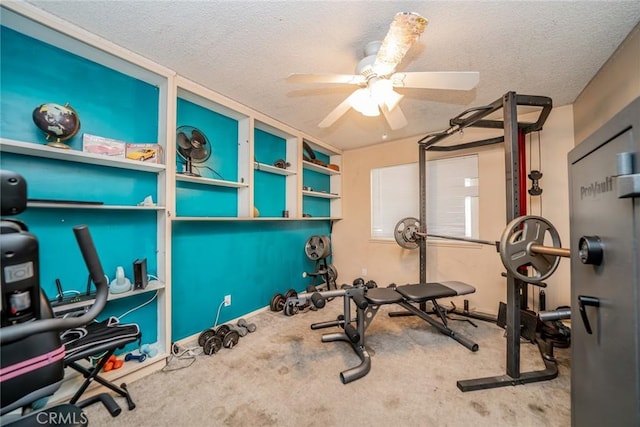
left=133, top=258, right=148, bottom=289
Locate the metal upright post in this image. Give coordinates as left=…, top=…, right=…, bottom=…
left=419, top=144, right=427, bottom=284
left=503, top=91, right=521, bottom=378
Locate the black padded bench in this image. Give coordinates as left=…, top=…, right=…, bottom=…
left=314, top=281, right=478, bottom=384
left=62, top=318, right=140, bottom=416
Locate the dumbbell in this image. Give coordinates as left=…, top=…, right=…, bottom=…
left=365, top=280, right=377, bottom=289
left=216, top=324, right=240, bottom=349
left=125, top=352, right=147, bottom=363
left=198, top=328, right=222, bottom=355
left=140, top=343, right=158, bottom=358
left=102, top=354, right=124, bottom=371
left=353, top=278, right=365, bottom=287
left=229, top=323, right=248, bottom=337
left=237, top=318, right=257, bottom=334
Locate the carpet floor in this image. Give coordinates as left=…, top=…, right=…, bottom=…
left=83, top=300, right=571, bottom=426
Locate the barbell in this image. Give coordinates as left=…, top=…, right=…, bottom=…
left=394, top=215, right=571, bottom=283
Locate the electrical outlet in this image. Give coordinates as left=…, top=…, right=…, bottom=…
left=361, top=268, right=368, bottom=277
left=224, top=295, right=231, bottom=307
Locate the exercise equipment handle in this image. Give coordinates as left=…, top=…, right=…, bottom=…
left=351, top=293, right=368, bottom=310
left=538, top=308, right=571, bottom=322
left=0, top=225, right=109, bottom=345
left=578, top=295, right=599, bottom=335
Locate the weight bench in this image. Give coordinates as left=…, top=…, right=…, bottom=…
left=61, top=317, right=141, bottom=416
left=312, top=281, right=478, bottom=384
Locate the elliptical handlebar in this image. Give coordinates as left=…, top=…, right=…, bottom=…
left=0, top=225, right=109, bottom=345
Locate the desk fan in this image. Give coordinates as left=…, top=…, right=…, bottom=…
left=176, top=126, right=211, bottom=177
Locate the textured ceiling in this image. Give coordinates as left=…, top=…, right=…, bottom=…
left=21, top=1, right=640, bottom=151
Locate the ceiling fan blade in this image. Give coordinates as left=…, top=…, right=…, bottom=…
left=380, top=103, right=408, bottom=130
left=373, top=12, right=428, bottom=76
left=318, top=91, right=360, bottom=128
left=390, top=71, right=480, bottom=90
left=287, top=73, right=365, bottom=85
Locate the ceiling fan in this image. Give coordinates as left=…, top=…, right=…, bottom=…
left=287, top=12, right=480, bottom=130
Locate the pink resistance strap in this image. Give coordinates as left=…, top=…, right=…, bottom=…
left=0, top=345, right=65, bottom=383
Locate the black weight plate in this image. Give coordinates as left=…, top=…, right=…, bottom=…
left=216, top=324, right=231, bottom=337
left=222, top=330, right=240, bottom=348
left=198, top=328, right=216, bottom=347
left=283, top=303, right=299, bottom=317
left=270, top=293, right=284, bottom=311
left=203, top=335, right=222, bottom=355
left=327, top=264, right=338, bottom=285
left=284, top=288, right=298, bottom=299
left=274, top=294, right=286, bottom=311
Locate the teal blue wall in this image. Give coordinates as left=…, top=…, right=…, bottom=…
left=171, top=220, right=330, bottom=341
left=176, top=98, right=238, bottom=181
left=2, top=23, right=336, bottom=350
left=254, top=171, right=286, bottom=217
left=1, top=24, right=160, bottom=349
left=0, top=26, right=158, bottom=145
left=254, top=128, right=286, bottom=164
left=302, top=169, right=331, bottom=217
left=254, top=129, right=287, bottom=217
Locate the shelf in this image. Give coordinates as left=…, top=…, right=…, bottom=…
left=0, top=138, right=166, bottom=173
left=27, top=202, right=165, bottom=210
left=51, top=280, right=165, bottom=315
left=171, top=217, right=338, bottom=222
left=176, top=174, right=249, bottom=188
left=301, top=217, right=342, bottom=221
left=302, top=160, right=341, bottom=176
left=302, top=190, right=340, bottom=199
left=254, top=162, right=296, bottom=176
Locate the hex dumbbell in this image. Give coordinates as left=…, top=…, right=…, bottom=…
left=237, top=318, right=257, bottom=333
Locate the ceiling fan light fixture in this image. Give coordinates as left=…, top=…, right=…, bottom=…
left=370, top=79, right=403, bottom=111
left=350, top=88, right=380, bottom=117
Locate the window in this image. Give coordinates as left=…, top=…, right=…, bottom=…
left=371, top=163, right=419, bottom=239
left=371, top=155, right=479, bottom=240
left=426, top=155, right=479, bottom=239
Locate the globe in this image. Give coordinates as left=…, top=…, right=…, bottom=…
left=32, top=102, right=80, bottom=149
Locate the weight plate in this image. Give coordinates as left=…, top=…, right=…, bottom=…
left=203, top=335, right=222, bottom=355
left=270, top=293, right=287, bottom=312
left=216, top=324, right=231, bottom=337
left=327, top=264, right=338, bottom=290
left=499, top=215, right=562, bottom=284
left=198, top=328, right=216, bottom=347
left=283, top=303, right=299, bottom=316
left=305, top=235, right=331, bottom=260
left=394, top=217, right=420, bottom=250
left=284, top=288, right=298, bottom=299
left=222, top=330, right=240, bottom=348
left=274, top=294, right=286, bottom=312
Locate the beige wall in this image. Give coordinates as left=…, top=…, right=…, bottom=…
left=332, top=21, right=639, bottom=316
left=333, top=105, right=574, bottom=314
left=573, top=22, right=640, bottom=144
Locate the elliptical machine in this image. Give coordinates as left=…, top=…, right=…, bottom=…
left=0, top=170, right=112, bottom=426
